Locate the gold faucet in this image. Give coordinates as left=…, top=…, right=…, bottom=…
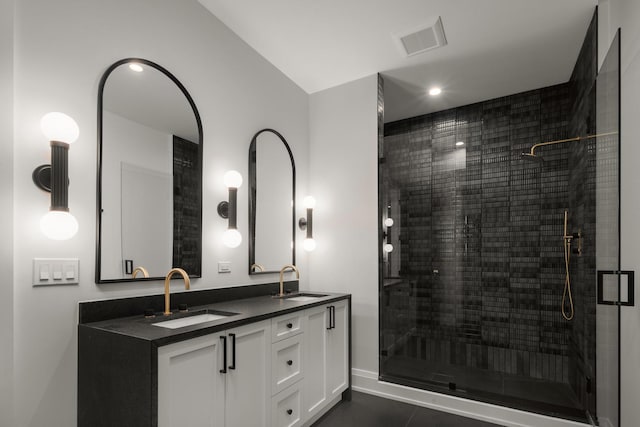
left=164, top=268, right=190, bottom=316
left=251, top=263, right=265, bottom=273
left=132, top=266, right=149, bottom=278
left=278, top=265, right=299, bottom=297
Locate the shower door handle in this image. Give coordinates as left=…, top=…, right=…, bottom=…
left=597, top=270, right=635, bottom=306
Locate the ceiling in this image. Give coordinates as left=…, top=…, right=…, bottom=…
left=198, top=0, right=598, bottom=122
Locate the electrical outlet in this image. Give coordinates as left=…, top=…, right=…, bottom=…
left=33, top=258, right=79, bottom=286
left=218, top=262, right=231, bottom=273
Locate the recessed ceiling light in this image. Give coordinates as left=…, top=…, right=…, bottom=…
left=428, top=87, right=442, bottom=96
left=129, top=63, right=143, bottom=73
left=456, top=141, right=465, bottom=146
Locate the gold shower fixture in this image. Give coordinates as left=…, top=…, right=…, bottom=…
left=521, top=131, right=618, bottom=162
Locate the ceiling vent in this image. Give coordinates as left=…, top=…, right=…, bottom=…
left=395, top=17, right=447, bottom=57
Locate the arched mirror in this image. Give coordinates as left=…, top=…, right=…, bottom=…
left=96, top=58, right=203, bottom=283
left=249, top=129, right=295, bottom=274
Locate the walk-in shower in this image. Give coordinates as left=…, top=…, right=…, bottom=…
left=379, top=12, right=623, bottom=426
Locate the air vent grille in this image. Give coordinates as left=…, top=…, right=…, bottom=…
left=396, top=17, right=447, bottom=57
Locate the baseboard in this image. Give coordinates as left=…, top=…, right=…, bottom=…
left=351, top=369, right=591, bottom=427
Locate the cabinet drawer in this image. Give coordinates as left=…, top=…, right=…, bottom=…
left=271, top=312, right=304, bottom=342
left=272, top=334, right=304, bottom=395
left=271, top=382, right=303, bottom=427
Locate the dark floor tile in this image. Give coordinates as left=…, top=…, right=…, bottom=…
left=408, top=406, right=503, bottom=427
left=313, top=392, right=503, bottom=427
left=312, top=392, right=416, bottom=427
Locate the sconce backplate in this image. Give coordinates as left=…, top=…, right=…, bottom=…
left=32, top=164, right=52, bottom=192
left=217, top=201, right=229, bottom=219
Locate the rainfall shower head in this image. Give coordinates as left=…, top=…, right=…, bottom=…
left=520, top=132, right=617, bottom=164
left=521, top=152, right=544, bottom=163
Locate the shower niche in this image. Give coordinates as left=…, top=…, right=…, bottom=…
left=379, top=13, right=623, bottom=426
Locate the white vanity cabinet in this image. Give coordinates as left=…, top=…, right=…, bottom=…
left=157, top=319, right=271, bottom=427
left=303, top=300, right=349, bottom=422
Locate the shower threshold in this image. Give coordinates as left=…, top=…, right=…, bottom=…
left=381, top=357, right=589, bottom=423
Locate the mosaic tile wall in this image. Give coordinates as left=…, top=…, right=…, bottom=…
left=380, top=12, right=597, bottom=394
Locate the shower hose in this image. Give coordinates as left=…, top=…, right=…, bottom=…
left=562, top=210, right=575, bottom=321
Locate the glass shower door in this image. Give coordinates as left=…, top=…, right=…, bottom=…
left=594, top=29, right=622, bottom=427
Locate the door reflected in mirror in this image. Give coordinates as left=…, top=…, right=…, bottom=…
left=249, top=129, right=295, bottom=274
left=97, top=58, right=202, bottom=283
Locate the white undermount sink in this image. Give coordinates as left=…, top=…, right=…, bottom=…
left=152, top=310, right=237, bottom=329
left=285, top=293, right=328, bottom=302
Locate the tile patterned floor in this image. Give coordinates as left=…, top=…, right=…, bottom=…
left=312, top=391, right=503, bottom=427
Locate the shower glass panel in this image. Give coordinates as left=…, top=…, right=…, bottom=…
left=379, top=17, right=621, bottom=425
left=594, top=29, right=621, bottom=427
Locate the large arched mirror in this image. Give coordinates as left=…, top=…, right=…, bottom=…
left=249, top=129, right=295, bottom=274
left=96, top=58, right=203, bottom=283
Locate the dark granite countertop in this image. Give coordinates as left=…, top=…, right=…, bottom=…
left=80, top=291, right=350, bottom=347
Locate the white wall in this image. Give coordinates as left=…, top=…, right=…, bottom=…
left=598, top=1, right=640, bottom=426
left=0, top=0, right=14, bottom=425
left=308, top=75, right=379, bottom=372
left=12, top=0, right=309, bottom=426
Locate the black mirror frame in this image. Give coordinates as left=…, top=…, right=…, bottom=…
left=95, top=58, right=203, bottom=284
left=248, top=129, right=296, bottom=275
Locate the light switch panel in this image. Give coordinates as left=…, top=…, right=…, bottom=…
left=218, top=261, right=231, bottom=273
left=33, top=258, right=79, bottom=286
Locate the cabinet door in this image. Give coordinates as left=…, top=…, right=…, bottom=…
left=303, top=304, right=328, bottom=421
left=326, top=300, right=349, bottom=399
left=225, top=320, right=272, bottom=427
left=157, top=334, right=225, bottom=427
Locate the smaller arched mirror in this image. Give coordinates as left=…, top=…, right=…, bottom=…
left=96, top=58, right=203, bottom=283
left=249, top=129, right=296, bottom=274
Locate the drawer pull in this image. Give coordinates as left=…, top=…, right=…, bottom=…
left=287, top=409, right=293, bottom=415
left=286, top=322, right=293, bottom=329
left=287, top=359, right=293, bottom=366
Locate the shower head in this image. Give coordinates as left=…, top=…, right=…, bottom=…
left=521, top=152, right=543, bottom=163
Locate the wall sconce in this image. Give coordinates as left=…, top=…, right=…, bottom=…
left=217, top=170, right=242, bottom=248
left=383, top=205, right=394, bottom=253
left=298, top=196, right=316, bottom=252
left=32, top=112, right=79, bottom=240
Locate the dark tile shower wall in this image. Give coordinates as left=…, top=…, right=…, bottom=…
left=380, top=10, right=597, bottom=414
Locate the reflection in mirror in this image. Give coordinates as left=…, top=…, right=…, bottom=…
left=96, top=58, right=202, bottom=283
left=249, top=129, right=295, bottom=274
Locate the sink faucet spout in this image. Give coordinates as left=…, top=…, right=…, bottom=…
left=278, top=265, right=299, bottom=297
left=164, top=268, right=190, bottom=316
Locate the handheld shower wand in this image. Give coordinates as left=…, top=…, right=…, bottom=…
left=562, top=210, right=575, bottom=321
